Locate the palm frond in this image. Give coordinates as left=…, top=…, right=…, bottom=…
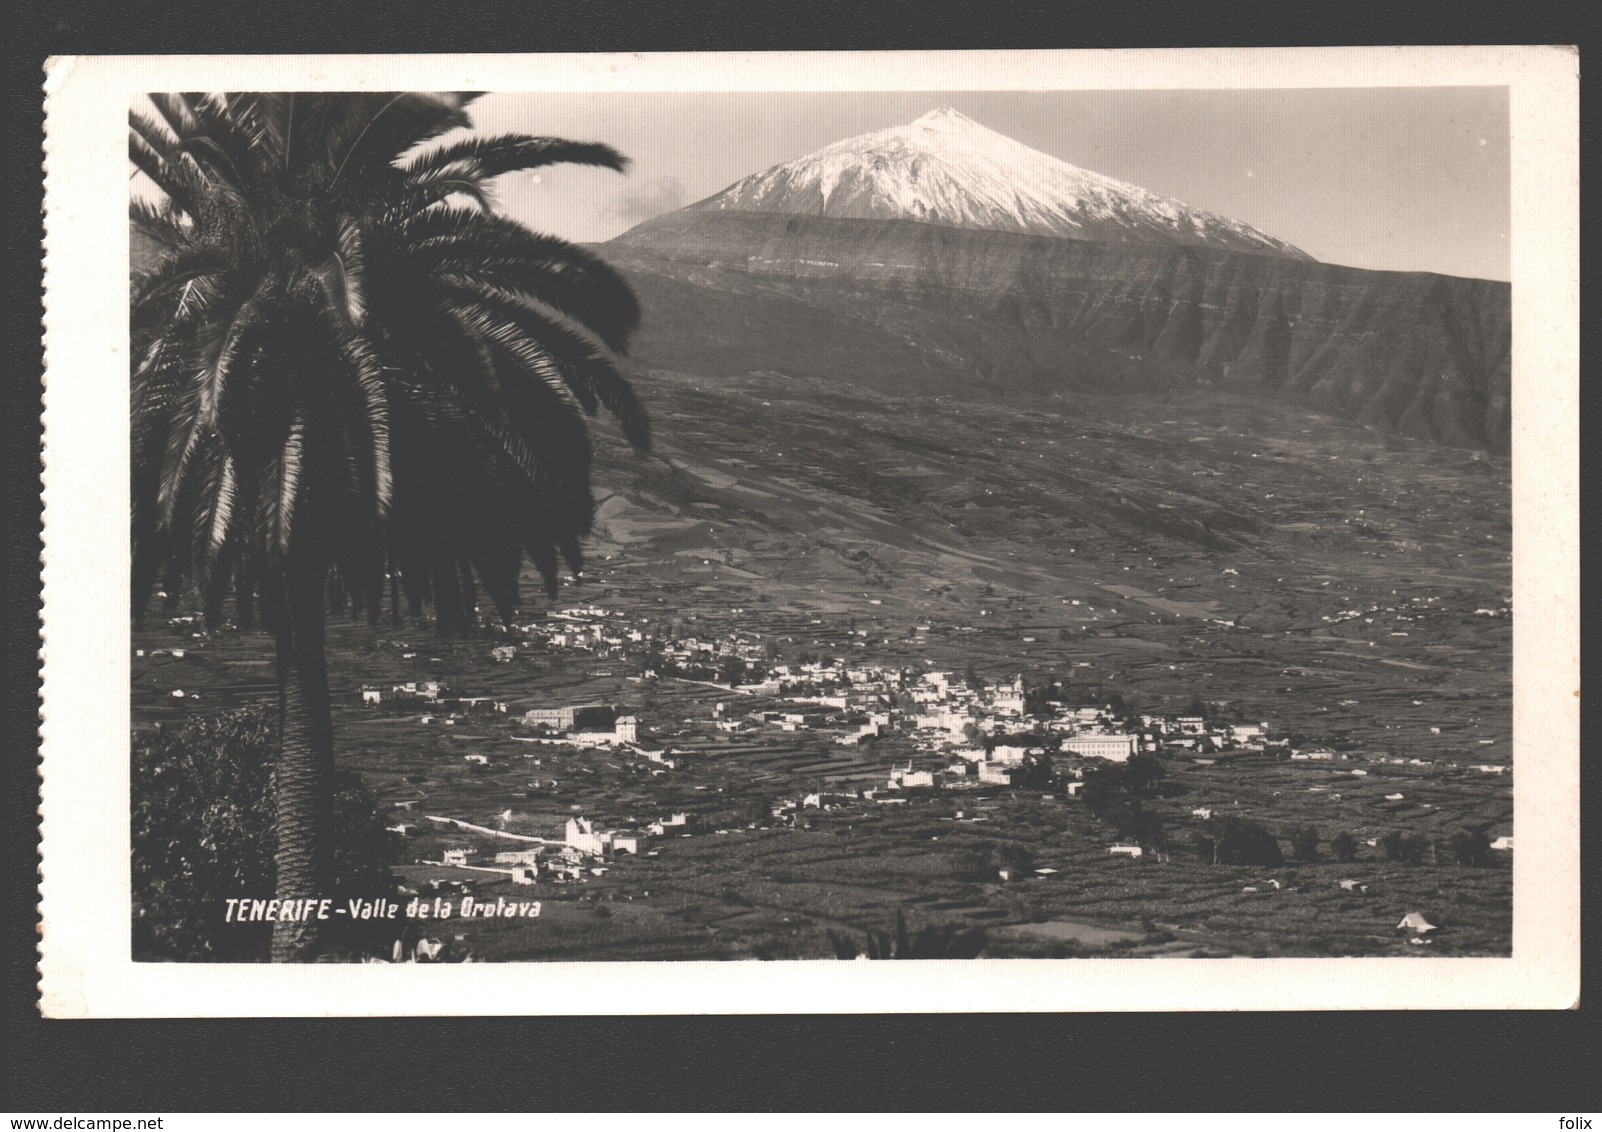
left=327, top=92, right=474, bottom=187
left=275, top=415, right=305, bottom=555
left=404, top=135, right=629, bottom=182
left=129, top=108, right=180, bottom=161
left=403, top=209, right=641, bottom=346
left=129, top=198, right=188, bottom=257
left=129, top=132, right=195, bottom=216
left=147, top=93, right=197, bottom=140
left=443, top=298, right=588, bottom=418
left=444, top=280, right=649, bottom=448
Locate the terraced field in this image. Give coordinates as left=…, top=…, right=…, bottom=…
left=132, top=367, right=1510, bottom=959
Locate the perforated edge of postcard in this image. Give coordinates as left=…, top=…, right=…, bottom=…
left=38, top=47, right=1578, bottom=1016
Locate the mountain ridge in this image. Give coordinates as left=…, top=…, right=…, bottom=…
left=605, top=211, right=1511, bottom=452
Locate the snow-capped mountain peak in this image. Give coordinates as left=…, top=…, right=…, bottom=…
left=688, top=107, right=1311, bottom=260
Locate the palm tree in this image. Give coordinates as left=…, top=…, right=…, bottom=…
left=130, top=92, right=648, bottom=960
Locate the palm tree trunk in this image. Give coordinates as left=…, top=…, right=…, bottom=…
left=270, top=557, right=336, bottom=962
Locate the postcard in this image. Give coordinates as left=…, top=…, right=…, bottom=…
left=38, top=47, right=1578, bottom=1015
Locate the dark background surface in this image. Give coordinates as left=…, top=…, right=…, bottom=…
left=9, top=0, right=1594, bottom=1112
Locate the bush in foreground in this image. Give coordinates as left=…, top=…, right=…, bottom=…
left=827, top=910, right=987, bottom=959
left=132, top=705, right=397, bottom=961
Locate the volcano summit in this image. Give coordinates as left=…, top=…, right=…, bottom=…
left=690, top=107, right=1313, bottom=260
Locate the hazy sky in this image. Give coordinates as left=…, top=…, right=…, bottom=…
left=471, top=88, right=1509, bottom=280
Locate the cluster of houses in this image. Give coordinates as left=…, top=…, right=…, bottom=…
left=359, top=679, right=506, bottom=716
left=358, top=603, right=1297, bottom=798
left=425, top=810, right=691, bottom=885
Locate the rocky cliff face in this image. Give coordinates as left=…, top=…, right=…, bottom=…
left=607, top=211, right=1511, bottom=452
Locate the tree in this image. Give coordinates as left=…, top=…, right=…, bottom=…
left=1079, top=766, right=1124, bottom=819
left=130, top=93, right=646, bottom=959
left=717, top=655, right=747, bottom=686
left=1381, top=830, right=1430, bottom=864
left=1014, top=751, right=1056, bottom=791
left=1330, top=831, right=1359, bottom=862
left=1195, top=816, right=1284, bottom=866
left=1121, top=752, right=1163, bottom=792
left=1288, top=825, right=1321, bottom=863
left=993, top=842, right=1037, bottom=873
left=1449, top=828, right=1492, bottom=867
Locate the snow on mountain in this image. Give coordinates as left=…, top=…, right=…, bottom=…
left=688, top=106, right=1312, bottom=261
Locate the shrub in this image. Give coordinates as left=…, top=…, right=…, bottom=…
left=993, top=842, right=1037, bottom=873
left=1330, top=831, right=1360, bottom=862
left=131, top=705, right=396, bottom=961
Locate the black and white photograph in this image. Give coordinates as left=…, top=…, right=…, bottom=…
left=38, top=48, right=1578, bottom=1014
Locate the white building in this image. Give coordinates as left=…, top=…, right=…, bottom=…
left=992, top=677, right=1026, bottom=717
left=523, top=706, right=577, bottom=730
left=1061, top=733, right=1139, bottom=762
left=494, top=849, right=543, bottom=865
left=565, top=817, right=608, bottom=856
left=890, top=765, right=935, bottom=789
left=977, top=762, right=1014, bottom=785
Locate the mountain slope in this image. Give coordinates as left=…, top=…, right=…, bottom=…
left=606, top=212, right=1512, bottom=451
left=690, top=107, right=1313, bottom=261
